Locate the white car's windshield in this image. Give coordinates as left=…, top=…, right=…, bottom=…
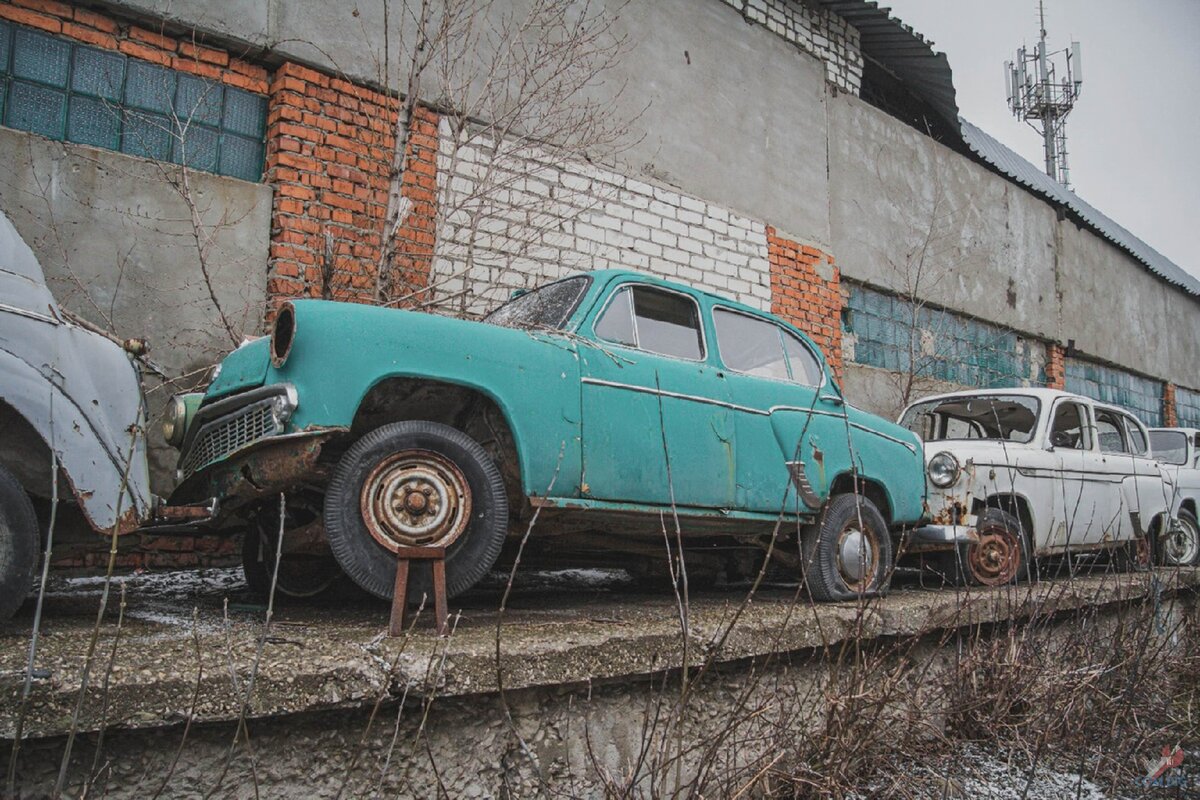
left=900, top=395, right=1041, bottom=444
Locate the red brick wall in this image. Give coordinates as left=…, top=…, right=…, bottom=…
left=264, top=62, right=439, bottom=311
left=1045, top=343, right=1066, bottom=390
left=766, top=226, right=844, bottom=381
left=0, top=0, right=268, bottom=93
left=1164, top=383, right=1178, bottom=427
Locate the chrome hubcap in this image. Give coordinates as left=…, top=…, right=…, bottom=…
left=838, top=527, right=876, bottom=588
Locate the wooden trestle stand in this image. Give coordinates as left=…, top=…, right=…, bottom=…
left=388, top=546, right=449, bottom=636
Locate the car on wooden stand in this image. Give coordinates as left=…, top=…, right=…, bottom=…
left=167, top=270, right=931, bottom=602
left=1149, top=427, right=1200, bottom=567
left=898, top=389, right=1175, bottom=584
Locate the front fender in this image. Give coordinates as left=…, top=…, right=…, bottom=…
left=0, top=322, right=152, bottom=533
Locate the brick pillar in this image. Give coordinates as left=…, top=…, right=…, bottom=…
left=264, top=62, right=439, bottom=314
left=766, top=226, right=843, bottom=381
left=1164, top=383, right=1178, bottom=427
left=1045, top=342, right=1066, bottom=389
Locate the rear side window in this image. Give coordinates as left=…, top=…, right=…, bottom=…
left=595, top=285, right=704, bottom=360
left=1095, top=409, right=1127, bottom=454
left=1122, top=414, right=1148, bottom=455
left=714, top=308, right=824, bottom=386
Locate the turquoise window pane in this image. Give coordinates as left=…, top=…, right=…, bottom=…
left=173, top=123, right=218, bottom=171
left=68, top=94, right=120, bottom=149
left=223, top=87, right=266, bottom=138
left=175, top=73, right=221, bottom=126
left=0, top=21, right=11, bottom=74
left=71, top=46, right=125, bottom=100
left=7, top=80, right=66, bottom=138
left=125, top=60, right=175, bottom=114
left=12, top=28, right=69, bottom=87
left=219, top=133, right=263, bottom=181
left=122, top=110, right=173, bottom=160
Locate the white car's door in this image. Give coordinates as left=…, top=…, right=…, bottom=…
left=1084, top=407, right=1142, bottom=545
left=1044, top=398, right=1097, bottom=551
left=1118, top=413, right=1170, bottom=538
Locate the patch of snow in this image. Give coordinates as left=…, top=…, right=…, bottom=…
left=43, top=567, right=245, bottom=600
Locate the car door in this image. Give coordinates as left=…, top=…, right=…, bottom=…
left=577, top=282, right=735, bottom=508
left=710, top=306, right=845, bottom=514
left=1085, top=407, right=1139, bottom=544
left=1119, top=412, right=1169, bottom=539
left=1044, top=397, right=1096, bottom=551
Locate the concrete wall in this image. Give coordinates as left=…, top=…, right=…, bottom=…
left=0, top=129, right=272, bottom=491
left=1057, top=220, right=1200, bottom=388
left=829, top=95, right=1060, bottom=341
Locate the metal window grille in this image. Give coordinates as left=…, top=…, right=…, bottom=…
left=1064, top=358, right=1164, bottom=427
left=0, top=20, right=266, bottom=182
left=842, top=283, right=1045, bottom=388
left=1175, top=386, right=1200, bottom=429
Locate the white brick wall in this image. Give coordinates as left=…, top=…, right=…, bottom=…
left=721, top=0, right=863, bottom=94
left=431, top=125, right=772, bottom=317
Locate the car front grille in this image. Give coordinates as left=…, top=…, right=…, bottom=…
left=180, top=395, right=286, bottom=480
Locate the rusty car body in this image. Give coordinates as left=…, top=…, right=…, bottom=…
left=899, top=388, right=1176, bottom=584
left=1149, top=427, right=1200, bottom=566
left=168, top=270, right=930, bottom=602
left=0, top=209, right=154, bottom=618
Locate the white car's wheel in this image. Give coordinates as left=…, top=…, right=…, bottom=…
left=1159, top=510, right=1200, bottom=567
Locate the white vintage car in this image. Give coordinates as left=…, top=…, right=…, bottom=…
left=1149, top=427, right=1200, bottom=566
left=898, top=388, right=1175, bottom=585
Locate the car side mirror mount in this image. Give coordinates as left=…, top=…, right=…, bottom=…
left=510, top=288, right=528, bottom=300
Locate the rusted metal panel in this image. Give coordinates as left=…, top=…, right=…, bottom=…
left=0, top=210, right=151, bottom=533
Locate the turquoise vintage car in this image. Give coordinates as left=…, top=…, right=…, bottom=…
left=168, top=270, right=926, bottom=601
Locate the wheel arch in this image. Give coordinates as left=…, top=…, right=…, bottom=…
left=973, top=492, right=1035, bottom=542
left=350, top=377, right=524, bottom=510
left=828, top=471, right=893, bottom=525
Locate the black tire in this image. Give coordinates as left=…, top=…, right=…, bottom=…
left=940, top=507, right=1030, bottom=587
left=324, top=421, right=509, bottom=602
left=802, top=492, right=892, bottom=602
left=242, top=499, right=343, bottom=600
left=0, top=463, right=39, bottom=620
left=1158, top=510, right=1200, bottom=568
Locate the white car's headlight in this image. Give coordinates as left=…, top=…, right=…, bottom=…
left=927, top=451, right=961, bottom=488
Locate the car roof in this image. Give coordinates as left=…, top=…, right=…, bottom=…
left=904, top=387, right=1092, bottom=408
left=576, top=268, right=776, bottom=319
left=1150, top=427, right=1200, bottom=436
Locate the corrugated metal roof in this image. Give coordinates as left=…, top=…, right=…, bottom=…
left=818, top=1, right=1200, bottom=298
left=816, top=0, right=960, bottom=127
left=959, top=119, right=1200, bottom=297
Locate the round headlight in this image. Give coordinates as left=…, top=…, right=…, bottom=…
left=927, top=451, right=960, bottom=488
left=271, top=302, right=295, bottom=367
left=162, top=395, right=188, bottom=447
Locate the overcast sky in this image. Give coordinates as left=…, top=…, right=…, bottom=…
left=887, top=0, right=1200, bottom=281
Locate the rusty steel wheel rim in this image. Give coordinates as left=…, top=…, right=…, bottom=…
left=1162, top=516, right=1199, bottom=566
left=968, top=528, right=1020, bottom=586
left=836, top=524, right=879, bottom=592
left=360, top=449, right=472, bottom=551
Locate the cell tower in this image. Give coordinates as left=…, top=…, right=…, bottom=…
left=1005, top=1, right=1082, bottom=188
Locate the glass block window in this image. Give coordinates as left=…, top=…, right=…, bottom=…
left=1175, top=386, right=1200, bottom=429
left=0, top=21, right=266, bottom=181
left=842, top=283, right=1045, bottom=388
left=1064, top=358, right=1164, bottom=427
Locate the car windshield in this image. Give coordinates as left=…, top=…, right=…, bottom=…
left=900, top=395, right=1041, bottom=444
left=1150, top=430, right=1189, bottom=465
left=483, top=276, right=590, bottom=331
